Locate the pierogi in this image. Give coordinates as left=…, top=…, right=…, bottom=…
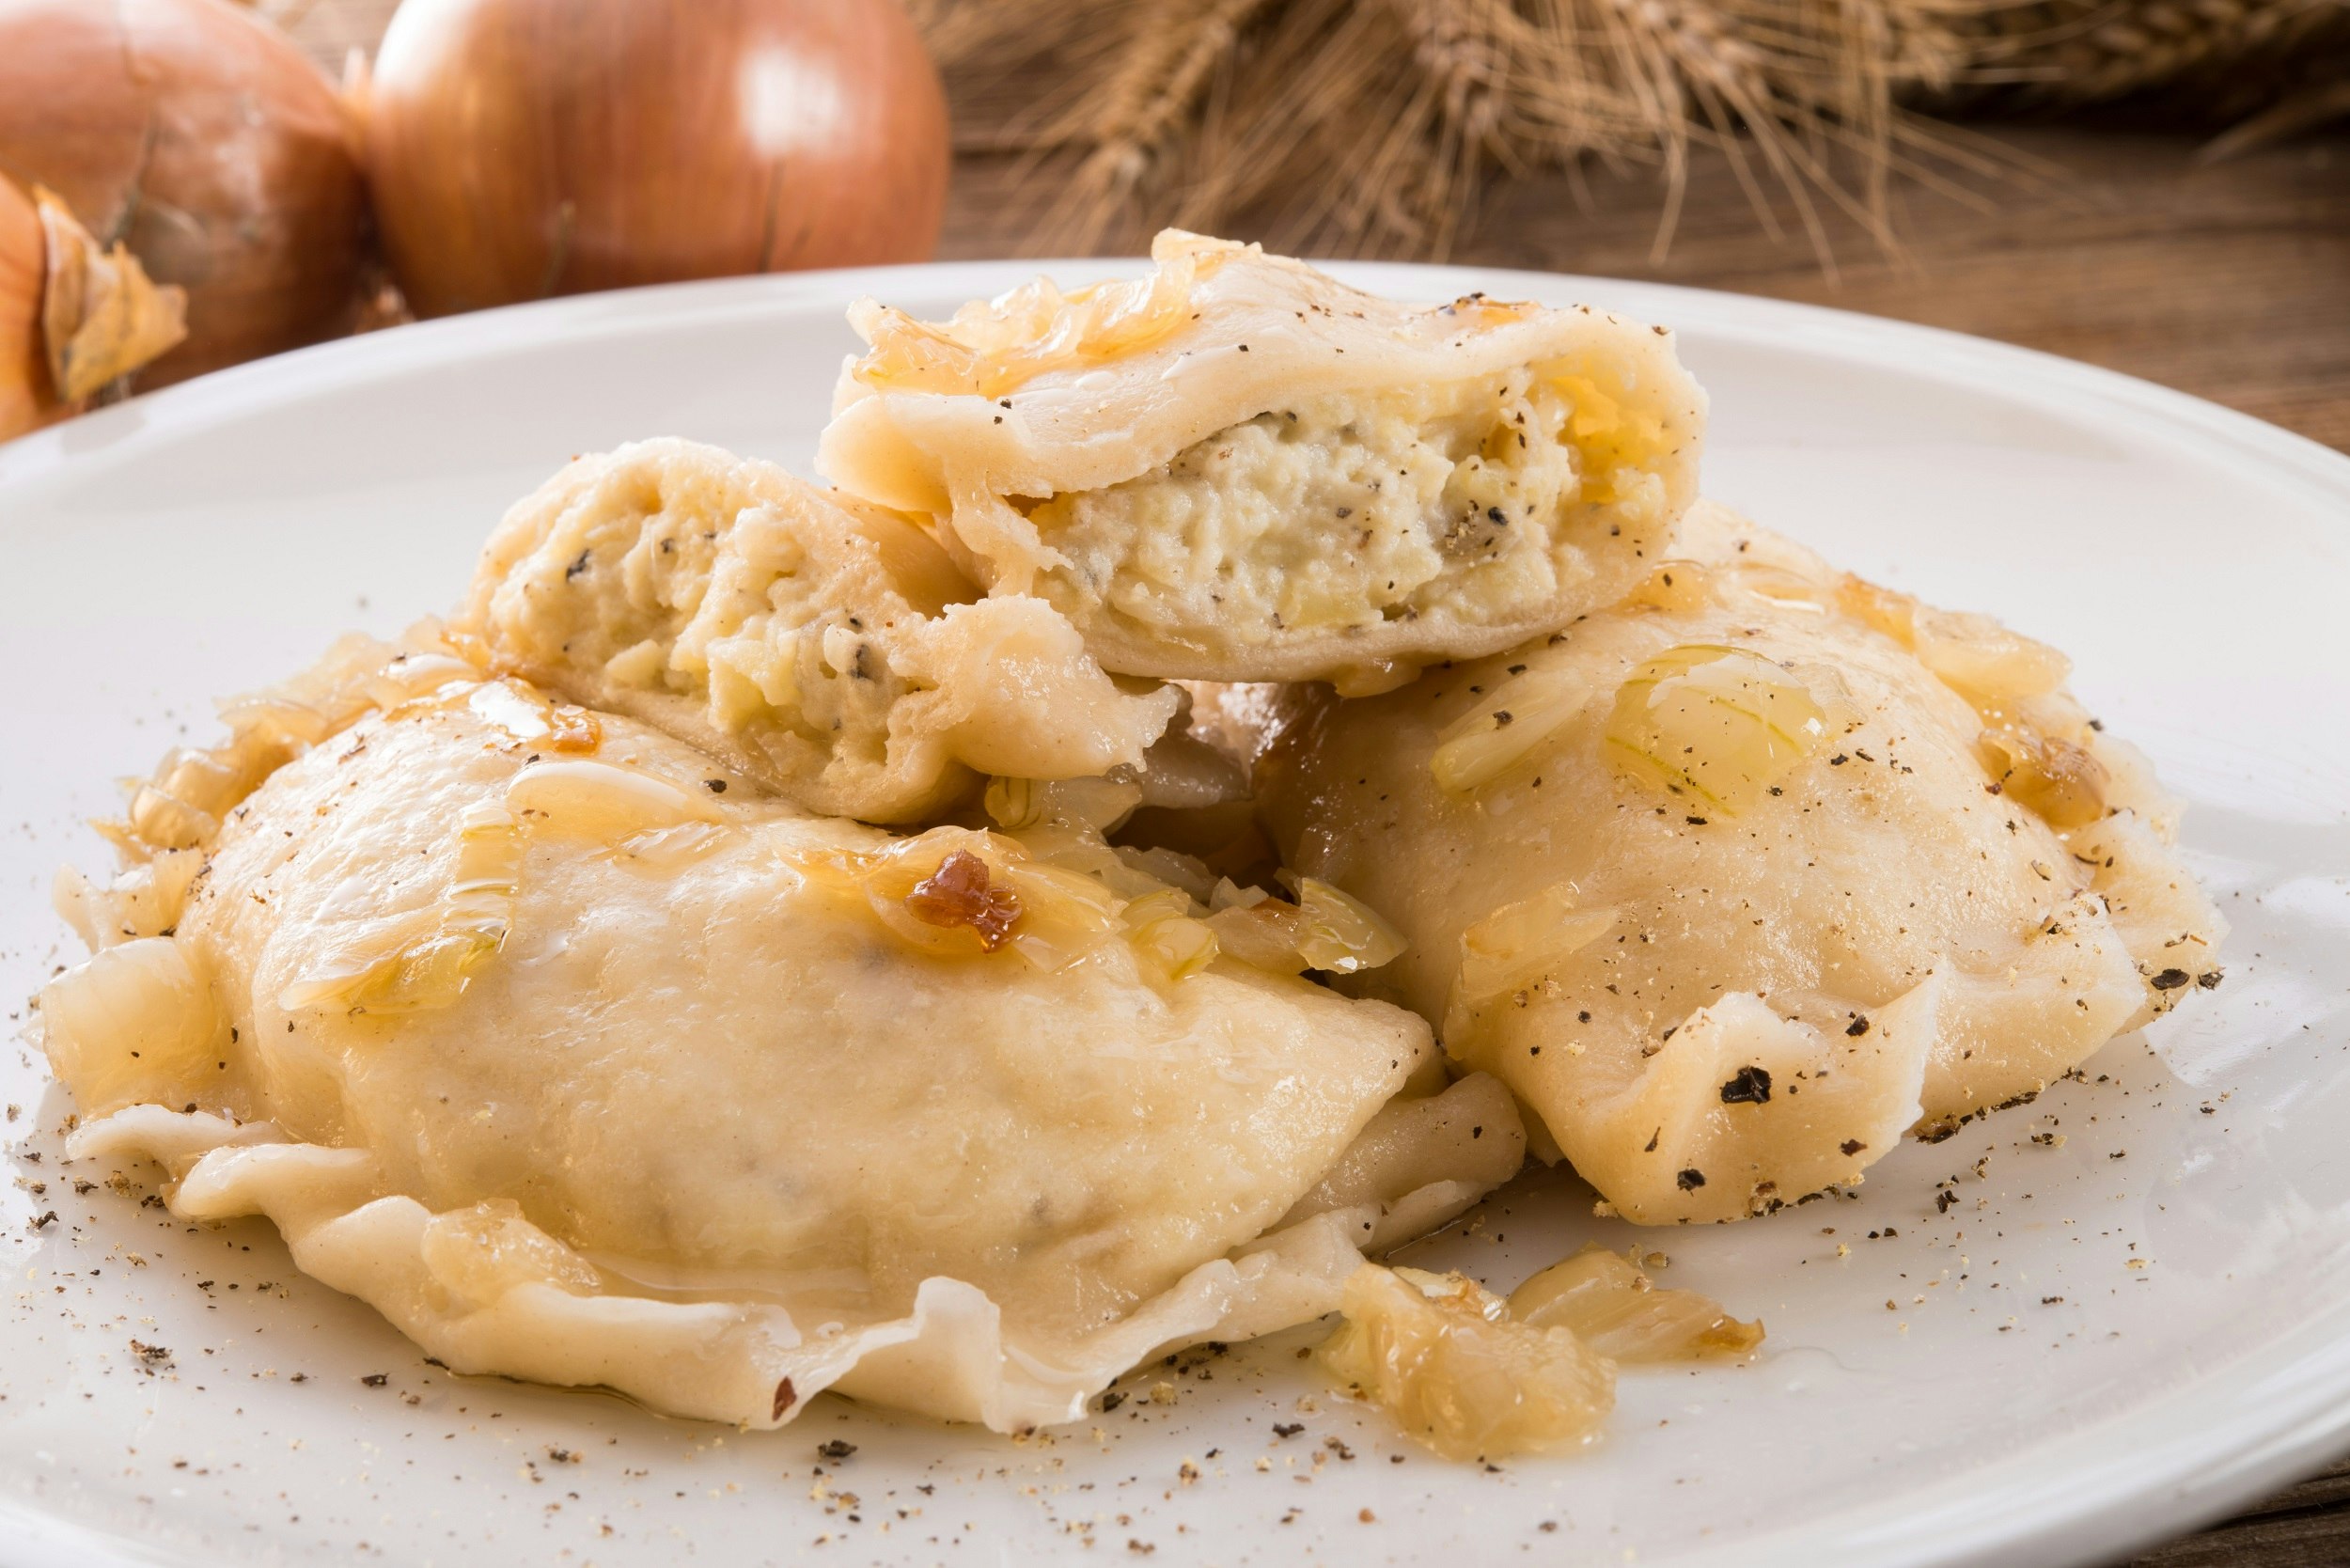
left=1255, top=504, right=2224, bottom=1224
left=818, top=231, right=1705, bottom=690
left=457, top=438, right=1179, bottom=824
left=42, top=635, right=1528, bottom=1432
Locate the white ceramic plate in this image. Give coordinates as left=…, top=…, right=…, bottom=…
left=3, top=260, right=2347, bottom=1568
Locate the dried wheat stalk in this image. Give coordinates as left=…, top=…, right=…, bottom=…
left=908, top=0, right=2350, bottom=260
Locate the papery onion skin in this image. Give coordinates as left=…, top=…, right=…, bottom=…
left=0, top=0, right=368, bottom=388
left=366, top=0, right=951, bottom=319
left=1, top=172, right=188, bottom=442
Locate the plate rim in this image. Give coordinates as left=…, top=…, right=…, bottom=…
left=3, top=257, right=2347, bottom=1568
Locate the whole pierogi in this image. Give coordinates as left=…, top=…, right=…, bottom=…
left=819, top=230, right=1705, bottom=692
left=43, top=635, right=1525, bottom=1433
left=1255, top=504, right=2223, bottom=1224
left=456, top=438, right=1178, bottom=824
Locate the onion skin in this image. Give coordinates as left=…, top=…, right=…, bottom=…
left=366, top=0, right=951, bottom=319
left=0, top=0, right=369, bottom=387
left=0, top=173, right=187, bottom=443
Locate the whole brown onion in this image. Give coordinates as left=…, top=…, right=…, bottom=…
left=365, top=0, right=951, bottom=319
left=0, top=0, right=369, bottom=388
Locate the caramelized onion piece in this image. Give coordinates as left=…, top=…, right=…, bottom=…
left=1979, top=723, right=2108, bottom=828
left=548, top=705, right=602, bottom=754
left=1430, top=670, right=1588, bottom=795
left=281, top=803, right=522, bottom=1014
left=1292, top=876, right=1407, bottom=974
left=1605, top=644, right=1827, bottom=814
left=849, top=237, right=1234, bottom=398
left=905, top=850, right=1022, bottom=951
left=1507, top=1246, right=1762, bottom=1362
left=1445, top=884, right=1615, bottom=1047
left=1839, top=575, right=2108, bottom=828
left=1318, top=1265, right=1613, bottom=1462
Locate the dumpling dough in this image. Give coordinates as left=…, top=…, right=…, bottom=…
left=43, top=635, right=1526, bottom=1432
left=455, top=438, right=1180, bottom=824
left=819, top=231, right=1705, bottom=689
left=1255, top=504, right=2224, bottom=1224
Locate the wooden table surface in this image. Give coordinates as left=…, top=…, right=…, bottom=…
left=944, top=123, right=2350, bottom=459
left=276, top=4, right=2350, bottom=1560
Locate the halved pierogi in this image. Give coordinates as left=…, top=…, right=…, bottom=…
left=819, top=231, right=1705, bottom=691
left=456, top=438, right=1178, bottom=824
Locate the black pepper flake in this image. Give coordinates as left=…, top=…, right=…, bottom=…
left=1828, top=754, right=1850, bottom=766
left=704, top=779, right=727, bottom=793
left=1841, top=1138, right=1867, bottom=1156
left=817, top=1439, right=857, bottom=1461
left=1273, top=1422, right=1305, bottom=1438
left=773, top=1377, right=798, bottom=1419
left=1846, top=1015, right=1871, bottom=1037
left=1676, top=1168, right=1707, bottom=1191
left=360, top=1372, right=389, bottom=1388
left=1685, top=815, right=1708, bottom=826
left=564, top=549, right=591, bottom=581
left=1491, top=710, right=1514, bottom=727
left=1643, top=1129, right=1660, bottom=1152
left=2197, top=970, right=2223, bottom=990
left=1719, top=1066, right=1772, bottom=1105
left=2150, top=968, right=2191, bottom=991
left=1100, top=1390, right=1126, bottom=1412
